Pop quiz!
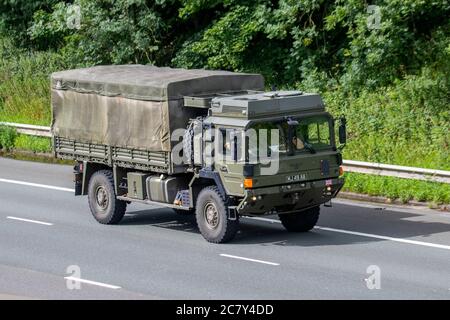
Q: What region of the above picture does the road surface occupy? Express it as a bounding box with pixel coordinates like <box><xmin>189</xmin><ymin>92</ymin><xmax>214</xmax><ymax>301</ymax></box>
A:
<box><xmin>0</xmin><ymin>157</ymin><xmax>449</xmax><ymax>299</ymax></box>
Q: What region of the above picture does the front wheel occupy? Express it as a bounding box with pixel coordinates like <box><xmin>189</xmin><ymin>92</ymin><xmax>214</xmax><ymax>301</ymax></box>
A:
<box><xmin>279</xmin><ymin>206</ymin><xmax>320</xmax><ymax>232</ymax></box>
<box><xmin>195</xmin><ymin>186</ymin><xmax>239</xmax><ymax>243</ymax></box>
<box><xmin>88</xmin><ymin>170</ymin><xmax>127</xmax><ymax>224</ymax></box>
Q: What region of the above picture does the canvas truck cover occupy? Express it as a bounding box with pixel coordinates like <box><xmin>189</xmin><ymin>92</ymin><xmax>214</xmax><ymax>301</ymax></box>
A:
<box><xmin>51</xmin><ymin>65</ymin><xmax>264</xmax><ymax>151</ymax></box>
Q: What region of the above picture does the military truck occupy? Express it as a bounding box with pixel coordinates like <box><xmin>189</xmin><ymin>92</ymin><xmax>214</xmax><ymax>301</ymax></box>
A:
<box><xmin>51</xmin><ymin>65</ymin><xmax>346</xmax><ymax>243</ymax></box>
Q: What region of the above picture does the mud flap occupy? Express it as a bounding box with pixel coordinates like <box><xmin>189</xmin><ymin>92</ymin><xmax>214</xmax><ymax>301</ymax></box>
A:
<box><xmin>73</xmin><ymin>163</ymin><xmax>83</xmax><ymax>196</ymax></box>
<box><xmin>323</xmin><ymin>200</ymin><xmax>333</xmax><ymax>207</ymax></box>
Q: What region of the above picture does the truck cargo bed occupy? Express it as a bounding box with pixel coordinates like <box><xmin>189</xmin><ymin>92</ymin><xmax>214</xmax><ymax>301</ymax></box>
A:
<box><xmin>54</xmin><ymin>136</ymin><xmax>172</xmax><ymax>173</ymax></box>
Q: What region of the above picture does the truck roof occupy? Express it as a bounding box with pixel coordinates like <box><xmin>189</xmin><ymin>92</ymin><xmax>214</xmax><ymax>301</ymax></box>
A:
<box><xmin>51</xmin><ymin>65</ymin><xmax>264</xmax><ymax>101</ymax></box>
<box><xmin>210</xmin><ymin>91</ymin><xmax>325</xmax><ymax>119</ymax></box>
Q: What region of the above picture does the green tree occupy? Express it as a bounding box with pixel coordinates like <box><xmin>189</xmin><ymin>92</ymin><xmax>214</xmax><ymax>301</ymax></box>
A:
<box><xmin>0</xmin><ymin>0</ymin><xmax>58</xmax><ymax>44</ymax></box>
<box><xmin>28</xmin><ymin>0</ymin><xmax>179</xmax><ymax>65</ymax></box>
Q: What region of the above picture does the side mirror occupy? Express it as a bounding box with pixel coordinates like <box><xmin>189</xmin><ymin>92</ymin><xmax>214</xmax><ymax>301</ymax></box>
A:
<box><xmin>338</xmin><ymin>117</ymin><xmax>347</xmax><ymax>145</ymax></box>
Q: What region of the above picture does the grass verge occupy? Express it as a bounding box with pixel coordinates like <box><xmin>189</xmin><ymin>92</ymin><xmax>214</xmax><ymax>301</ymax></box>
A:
<box><xmin>0</xmin><ymin>126</ymin><xmax>51</xmax><ymax>153</ymax></box>
<box><xmin>14</xmin><ymin>134</ymin><xmax>51</xmax><ymax>153</ymax></box>
<box><xmin>343</xmin><ymin>172</ymin><xmax>450</xmax><ymax>205</ymax></box>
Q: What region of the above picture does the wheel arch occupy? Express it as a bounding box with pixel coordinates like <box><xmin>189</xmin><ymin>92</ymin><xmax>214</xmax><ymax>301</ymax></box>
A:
<box><xmin>80</xmin><ymin>161</ymin><xmax>111</xmax><ymax>195</ymax></box>
<box><xmin>189</xmin><ymin>169</ymin><xmax>227</xmax><ymax>208</ymax></box>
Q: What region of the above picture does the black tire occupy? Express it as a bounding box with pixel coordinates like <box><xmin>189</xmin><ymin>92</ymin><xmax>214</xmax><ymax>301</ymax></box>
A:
<box><xmin>195</xmin><ymin>186</ymin><xmax>239</xmax><ymax>243</ymax></box>
<box><xmin>88</xmin><ymin>170</ymin><xmax>127</xmax><ymax>224</ymax></box>
<box><xmin>279</xmin><ymin>206</ymin><xmax>320</xmax><ymax>232</ymax></box>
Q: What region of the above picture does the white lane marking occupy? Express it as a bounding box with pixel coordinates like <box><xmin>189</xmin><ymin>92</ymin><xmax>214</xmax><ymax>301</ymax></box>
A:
<box><xmin>7</xmin><ymin>216</ymin><xmax>53</xmax><ymax>226</ymax></box>
<box><xmin>244</xmin><ymin>216</ymin><xmax>450</xmax><ymax>251</ymax></box>
<box><xmin>64</xmin><ymin>277</ymin><xmax>121</xmax><ymax>290</ymax></box>
<box><xmin>0</xmin><ymin>178</ymin><xmax>74</xmax><ymax>193</ymax></box>
<box><xmin>220</xmin><ymin>254</ymin><xmax>280</xmax><ymax>266</ymax></box>
<box><xmin>315</xmin><ymin>226</ymin><xmax>450</xmax><ymax>251</ymax></box>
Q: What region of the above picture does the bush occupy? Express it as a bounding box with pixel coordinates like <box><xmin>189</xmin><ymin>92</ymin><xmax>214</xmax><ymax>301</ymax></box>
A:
<box><xmin>0</xmin><ymin>36</ymin><xmax>69</xmax><ymax>125</ymax></box>
<box><xmin>0</xmin><ymin>125</ymin><xmax>17</xmax><ymax>151</ymax></box>
<box><xmin>322</xmin><ymin>62</ymin><xmax>450</xmax><ymax>170</ymax></box>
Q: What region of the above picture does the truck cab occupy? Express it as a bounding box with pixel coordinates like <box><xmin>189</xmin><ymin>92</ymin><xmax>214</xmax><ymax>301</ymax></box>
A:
<box><xmin>181</xmin><ymin>90</ymin><xmax>345</xmax><ymax>242</ymax></box>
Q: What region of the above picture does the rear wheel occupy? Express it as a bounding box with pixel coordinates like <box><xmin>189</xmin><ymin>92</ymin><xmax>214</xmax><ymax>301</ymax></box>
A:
<box><xmin>88</xmin><ymin>170</ymin><xmax>127</xmax><ymax>224</ymax></box>
<box><xmin>195</xmin><ymin>186</ymin><xmax>239</xmax><ymax>243</ymax></box>
<box><xmin>279</xmin><ymin>206</ymin><xmax>320</xmax><ymax>232</ymax></box>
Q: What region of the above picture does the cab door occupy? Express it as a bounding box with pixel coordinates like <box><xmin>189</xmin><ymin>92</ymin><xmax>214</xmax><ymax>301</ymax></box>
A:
<box><xmin>215</xmin><ymin>127</ymin><xmax>246</xmax><ymax>196</ymax></box>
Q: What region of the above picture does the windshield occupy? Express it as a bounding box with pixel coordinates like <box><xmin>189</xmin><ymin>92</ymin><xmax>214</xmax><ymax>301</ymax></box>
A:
<box><xmin>247</xmin><ymin>115</ymin><xmax>332</xmax><ymax>160</ymax></box>
<box><xmin>294</xmin><ymin>116</ymin><xmax>332</xmax><ymax>151</ymax></box>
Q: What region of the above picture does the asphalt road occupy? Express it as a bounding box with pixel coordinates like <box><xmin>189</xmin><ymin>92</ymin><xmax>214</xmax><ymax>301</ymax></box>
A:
<box><xmin>0</xmin><ymin>157</ymin><xmax>449</xmax><ymax>299</ymax></box>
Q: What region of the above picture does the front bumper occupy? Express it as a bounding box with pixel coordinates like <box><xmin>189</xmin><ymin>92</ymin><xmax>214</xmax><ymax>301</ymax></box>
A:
<box><xmin>236</xmin><ymin>177</ymin><xmax>344</xmax><ymax>215</ymax></box>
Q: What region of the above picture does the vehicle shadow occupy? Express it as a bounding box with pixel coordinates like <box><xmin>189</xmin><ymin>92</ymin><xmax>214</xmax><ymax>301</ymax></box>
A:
<box><xmin>121</xmin><ymin>204</ymin><xmax>450</xmax><ymax>247</ymax></box>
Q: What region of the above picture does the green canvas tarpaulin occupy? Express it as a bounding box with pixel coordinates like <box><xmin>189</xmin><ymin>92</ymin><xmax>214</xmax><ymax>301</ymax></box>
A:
<box><xmin>51</xmin><ymin>65</ymin><xmax>264</xmax><ymax>151</ymax></box>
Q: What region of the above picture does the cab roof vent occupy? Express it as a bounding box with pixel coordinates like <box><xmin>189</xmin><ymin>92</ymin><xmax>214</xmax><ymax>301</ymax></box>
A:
<box><xmin>263</xmin><ymin>90</ymin><xmax>303</xmax><ymax>98</ymax></box>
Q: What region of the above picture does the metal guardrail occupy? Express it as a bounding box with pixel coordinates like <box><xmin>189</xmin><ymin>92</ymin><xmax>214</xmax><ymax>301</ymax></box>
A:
<box><xmin>0</xmin><ymin>122</ymin><xmax>52</xmax><ymax>137</ymax></box>
<box><xmin>342</xmin><ymin>160</ymin><xmax>450</xmax><ymax>184</ymax></box>
<box><xmin>1</xmin><ymin>122</ymin><xmax>449</xmax><ymax>183</ymax></box>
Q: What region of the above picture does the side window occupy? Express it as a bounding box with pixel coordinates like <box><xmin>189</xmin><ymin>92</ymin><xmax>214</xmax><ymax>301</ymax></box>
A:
<box><xmin>248</xmin><ymin>122</ymin><xmax>288</xmax><ymax>159</ymax></box>
<box><xmin>219</xmin><ymin>128</ymin><xmax>243</xmax><ymax>162</ymax></box>
<box><xmin>312</xmin><ymin>121</ymin><xmax>330</xmax><ymax>146</ymax></box>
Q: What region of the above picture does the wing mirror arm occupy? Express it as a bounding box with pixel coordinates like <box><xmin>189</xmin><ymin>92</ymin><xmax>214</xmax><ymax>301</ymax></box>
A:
<box><xmin>338</xmin><ymin>116</ymin><xmax>347</xmax><ymax>150</ymax></box>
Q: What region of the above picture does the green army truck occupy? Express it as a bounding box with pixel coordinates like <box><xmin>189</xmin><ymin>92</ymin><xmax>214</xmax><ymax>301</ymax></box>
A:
<box><xmin>51</xmin><ymin>65</ymin><xmax>346</xmax><ymax>243</ymax></box>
